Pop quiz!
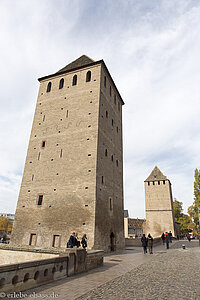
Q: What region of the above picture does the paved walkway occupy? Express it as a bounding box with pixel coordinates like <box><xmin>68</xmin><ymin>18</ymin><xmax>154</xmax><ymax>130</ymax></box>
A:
<box><xmin>24</xmin><ymin>240</ymin><xmax>199</xmax><ymax>300</ymax></box>
<box><xmin>77</xmin><ymin>243</ymin><xmax>200</xmax><ymax>300</ymax></box>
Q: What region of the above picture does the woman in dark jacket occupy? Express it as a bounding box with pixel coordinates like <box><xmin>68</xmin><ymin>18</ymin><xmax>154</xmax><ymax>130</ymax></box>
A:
<box><xmin>67</xmin><ymin>232</ymin><xmax>76</xmax><ymax>248</ymax></box>
<box><xmin>147</xmin><ymin>233</ymin><xmax>153</xmax><ymax>254</ymax></box>
<box><xmin>81</xmin><ymin>234</ymin><xmax>87</xmax><ymax>249</ymax></box>
<box><xmin>141</xmin><ymin>234</ymin><xmax>148</xmax><ymax>254</ymax></box>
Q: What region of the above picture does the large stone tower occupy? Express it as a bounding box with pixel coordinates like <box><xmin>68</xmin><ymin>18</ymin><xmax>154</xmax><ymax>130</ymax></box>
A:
<box><xmin>11</xmin><ymin>55</ymin><xmax>125</xmax><ymax>251</ymax></box>
<box><xmin>144</xmin><ymin>166</ymin><xmax>175</xmax><ymax>237</ymax></box>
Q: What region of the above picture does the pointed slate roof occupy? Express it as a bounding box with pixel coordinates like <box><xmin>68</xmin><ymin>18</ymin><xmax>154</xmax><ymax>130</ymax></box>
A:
<box><xmin>38</xmin><ymin>55</ymin><xmax>124</xmax><ymax>105</ymax></box>
<box><xmin>145</xmin><ymin>166</ymin><xmax>167</xmax><ymax>182</ymax></box>
<box><xmin>56</xmin><ymin>55</ymin><xmax>95</xmax><ymax>74</ymax></box>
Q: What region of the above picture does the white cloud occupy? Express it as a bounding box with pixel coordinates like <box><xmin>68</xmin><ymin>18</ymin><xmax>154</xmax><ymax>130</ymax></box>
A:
<box><xmin>0</xmin><ymin>0</ymin><xmax>200</xmax><ymax>218</ymax></box>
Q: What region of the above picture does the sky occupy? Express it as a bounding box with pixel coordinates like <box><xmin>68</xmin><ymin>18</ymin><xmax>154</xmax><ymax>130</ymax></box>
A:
<box><xmin>0</xmin><ymin>0</ymin><xmax>200</xmax><ymax>218</ymax></box>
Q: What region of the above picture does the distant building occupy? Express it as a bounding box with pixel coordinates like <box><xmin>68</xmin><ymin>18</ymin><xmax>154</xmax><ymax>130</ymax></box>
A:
<box><xmin>0</xmin><ymin>213</ymin><xmax>15</xmax><ymax>221</ymax></box>
<box><xmin>144</xmin><ymin>166</ymin><xmax>175</xmax><ymax>238</ymax></box>
<box><xmin>0</xmin><ymin>213</ymin><xmax>14</xmax><ymax>235</ymax></box>
<box><xmin>124</xmin><ymin>211</ymin><xmax>145</xmax><ymax>238</ymax></box>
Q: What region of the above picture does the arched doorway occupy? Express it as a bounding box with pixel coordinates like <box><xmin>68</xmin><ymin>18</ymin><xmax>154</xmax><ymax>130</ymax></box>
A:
<box><xmin>110</xmin><ymin>232</ymin><xmax>115</xmax><ymax>251</ymax></box>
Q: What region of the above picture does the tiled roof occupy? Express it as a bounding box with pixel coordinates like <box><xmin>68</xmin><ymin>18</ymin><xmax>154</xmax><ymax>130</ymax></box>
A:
<box><xmin>145</xmin><ymin>166</ymin><xmax>167</xmax><ymax>182</ymax></box>
<box><xmin>128</xmin><ymin>218</ymin><xmax>145</xmax><ymax>228</ymax></box>
<box><xmin>56</xmin><ymin>55</ymin><xmax>94</xmax><ymax>74</ymax></box>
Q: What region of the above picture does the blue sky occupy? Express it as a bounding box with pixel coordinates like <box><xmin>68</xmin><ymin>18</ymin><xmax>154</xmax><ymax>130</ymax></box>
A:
<box><xmin>0</xmin><ymin>0</ymin><xmax>200</xmax><ymax>217</ymax></box>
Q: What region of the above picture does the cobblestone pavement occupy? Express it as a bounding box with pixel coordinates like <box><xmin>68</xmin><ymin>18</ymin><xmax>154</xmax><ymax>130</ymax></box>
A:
<box><xmin>23</xmin><ymin>241</ymin><xmax>200</xmax><ymax>300</ymax></box>
<box><xmin>170</xmin><ymin>239</ymin><xmax>199</xmax><ymax>249</ymax></box>
<box><xmin>77</xmin><ymin>246</ymin><xmax>200</xmax><ymax>300</ymax></box>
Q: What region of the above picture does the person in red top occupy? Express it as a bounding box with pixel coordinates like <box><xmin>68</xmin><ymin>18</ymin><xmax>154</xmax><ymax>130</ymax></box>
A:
<box><xmin>186</xmin><ymin>233</ymin><xmax>191</xmax><ymax>242</ymax></box>
<box><xmin>165</xmin><ymin>232</ymin><xmax>170</xmax><ymax>249</ymax></box>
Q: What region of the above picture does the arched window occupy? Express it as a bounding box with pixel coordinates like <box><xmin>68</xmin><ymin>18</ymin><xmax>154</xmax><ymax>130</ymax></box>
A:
<box><xmin>46</xmin><ymin>82</ymin><xmax>51</xmax><ymax>92</ymax></box>
<box><xmin>59</xmin><ymin>78</ymin><xmax>64</xmax><ymax>89</ymax></box>
<box><xmin>86</xmin><ymin>71</ymin><xmax>91</xmax><ymax>82</ymax></box>
<box><xmin>72</xmin><ymin>75</ymin><xmax>77</xmax><ymax>86</ymax></box>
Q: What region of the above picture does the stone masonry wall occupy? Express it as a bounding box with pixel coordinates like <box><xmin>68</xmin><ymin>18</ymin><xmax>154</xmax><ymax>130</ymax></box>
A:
<box><xmin>145</xmin><ymin>180</ymin><xmax>175</xmax><ymax>237</ymax></box>
<box><xmin>94</xmin><ymin>65</ymin><xmax>124</xmax><ymax>251</ymax></box>
<box><xmin>11</xmin><ymin>64</ymin><xmax>101</xmax><ymax>249</ymax></box>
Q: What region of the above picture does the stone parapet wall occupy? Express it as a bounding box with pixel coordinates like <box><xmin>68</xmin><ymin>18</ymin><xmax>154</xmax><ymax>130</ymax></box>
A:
<box><xmin>86</xmin><ymin>250</ymin><xmax>104</xmax><ymax>270</ymax></box>
<box><xmin>0</xmin><ymin>248</ymin><xmax>104</xmax><ymax>293</ymax></box>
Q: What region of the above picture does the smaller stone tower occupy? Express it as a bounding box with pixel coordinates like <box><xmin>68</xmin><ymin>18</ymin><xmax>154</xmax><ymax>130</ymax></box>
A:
<box><xmin>144</xmin><ymin>166</ymin><xmax>175</xmax><ymax>237</ymax></box>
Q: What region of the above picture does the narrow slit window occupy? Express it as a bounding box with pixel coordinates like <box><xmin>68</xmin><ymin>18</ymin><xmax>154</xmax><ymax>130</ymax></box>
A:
<box><xmin>86</xmin><ymin>71</ymin><xmax>91</xmax><ymax>82</ymax></box>
<box><xmin>110</xmin><ymin>86</ymin><xmax>112</xmax><ymax>96</ymax></box>
<box><xmin>109</xmin><ymin>198</ymin><xmax>112</xmax><ymax>211</ymax></box>
<box><xmin>114</xmin><ymin>94</ymin><xmax>116</xmax><ymax>105</ymax></box>
<box><xmin>102</xmin><ymin>176</ymin><xmax>104</xmax><ymax>184</ymax></box>
<box><xmin>46</xmin><ymin>82</ymin><xmax>51</xmax><ymax>93</ymax></box>
<box><xmin>32</xmin><ymin>174</ymin><xmax>34</xmax><ymax>181</ymax></box>
<box><xmin>43</xmin><ymin>115</ymin><xmax>45</xmax><ymax>122</ymax></box>
<box><xmin>59</xmin><ymin>78</ymin><xmax>64</xmax><ymax>89</ymax></box>
<box><xmin>105</xmin><ymin>149</ymin><xmax>107</xmax><ymax>157</ymax></box>
<box><xmin>117</xmin><ymin>126</ymin><xmax>118</xmax><ymax>133</ymax></box>
<box><xmin>72</xmin><ymin>74</ymin><xmax>77</xmax><ymax>86</ymax></box>
<box><xmin>60</xmin><ymin>149</ymin><xmax>63</xmax><ymax>158</ymax></box>
<box><xmin>37</xmin><ymin>195</ymin><xmax>43</xmax><ymax>206</ymax></box>
<box><xmin>111</xmin><ymin>155</ymin><xmax>113</xmax><ymax>162</ymax></box>
<box><xmin>104</xmin><ymin>76</ymin><xmax>106</xmax><ymax>87</ymax></box>
<box><xmin>106</xmin><ymin>111</ymin><xmax>108</xmax><ymax>118</ymax></box>
<box><xmin>66</xmin><ymin>110</ymin><xmax>69</xmax><ymax>118</ymax></box>
<box><xmin>42</xmin><ymin>141</ymin><xmax>46</xmax><ymax>148</ymax></box>
<box><xmin>118</xmin><ymin>102</ymin><xmax>120</xmax><ymax>112</ymax></box>
<box><xmin>38</xmin><ymin>152</ymin><xmax>40</xmax><ymax>160</ymax></box>
<box><xmin>112</xmin><ymin>119</ymin><xmax>114</xmax><ymax>126</ymax></box>
<box><xmin>116</xmin><ymin>160</ymin><xmax>118</xmax><ymax>167</ymax></box>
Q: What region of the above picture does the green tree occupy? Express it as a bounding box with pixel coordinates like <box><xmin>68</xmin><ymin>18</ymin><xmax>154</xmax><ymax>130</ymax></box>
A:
<box><xmin>173</xmin><ymin>199</ymin><xmax>195</xmax><ymax>234</ymax></box>
<box><xmin>187</xmin><ymin>169</ymin><xmax>200</xmax><ymax>228</ymax></box>
<box><xmin>173</xmin><ymin>198</ymin><xmax>183</xmax><ymax>219</ymax></box>
<box><xmin>178</xmin><ymin>214</ymin><xmax>196</xmax><ymax>233</ymax></box>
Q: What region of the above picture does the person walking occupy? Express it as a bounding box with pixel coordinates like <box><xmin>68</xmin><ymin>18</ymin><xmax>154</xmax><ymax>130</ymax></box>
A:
<box><xmin>186</xmin><ymin>233</ymin><xmax>191</xmax><ymax>242</ymax></box>
<box><xmin>169</xmin><ymin>231</ymin><xmax>172</xmax><ymax>243</ymax></box>
<box><xmin>165</xmin><ymin>232</ymin><xmax>169</xmax><ymax>249</ymax></box>
<box><xmin>147</xmin><ymin>233</ymin><xmax>153</xmax><ymax>254</ymax></box>
<box><xmin>161</xmin><ymin>232</ymin><xmax>165</xmax><ymax>245</ymax></box>
<box><xmin>141</xmin><ymin>234</ymin><xmax>148</xmax><ymax>254</ymax></box>
<box><xmin>81</xmin><ymin>234</ymin><xmax>87</xmax><ymax>249</ymax></box>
